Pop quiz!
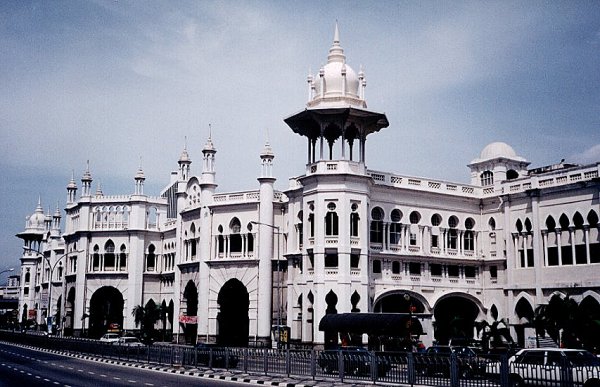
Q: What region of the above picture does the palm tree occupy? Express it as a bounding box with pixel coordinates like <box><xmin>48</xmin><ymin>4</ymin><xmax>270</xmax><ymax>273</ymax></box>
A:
<box><xmin>475</xmin><ymin>317</ymin><xmax>513</xmax><ymax>351</ymax></box>
<box><xmin>534</xmin><ymin>294</ymin><xmax>579</xmax><ymax>348</ymax></box>
<box><xmin>132</xmin><ymin>300</ymin><xmax>160</xmax><ymax>343</ymax></box>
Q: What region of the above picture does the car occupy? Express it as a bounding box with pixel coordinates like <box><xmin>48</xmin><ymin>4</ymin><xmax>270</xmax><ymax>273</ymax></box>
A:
<box><xmin>116</xmin><ymin>336</ymin><xmax>144</xmax><ymax>347</ymax></box>
<box><xmin>195</xmin><ymin>343</ymin><xmax>239</xmax><ymax>368</ymax></box>
<box><xmin>99</xmin><ymin>333</ymin><xmax>120</xmax><ymax>343</ymax></box>
<box><xmin>415</xmin><ymin>346</ymin><xmax>486</xmax><ymax>378</ymax></box>
<box><xmin>487</xmin><ymin>348</ymin><xmax>600</xmax><ymax>387</ymax></box>
<box><xmin>317</xmin><ymin>347</ymin><xmax>391</xmax><ymax>377</ymax></box>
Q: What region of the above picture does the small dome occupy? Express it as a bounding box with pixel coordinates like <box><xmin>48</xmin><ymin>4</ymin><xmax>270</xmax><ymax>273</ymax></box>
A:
<box><xmin>480</xmin><ymin>142</ymin><xmax>517</xmax><ymax>160</ymax></box>
<box><xmin>179</xmin><ymin>148</ymin><xmax>191</xmax><ymax>163</ymax></box>
<box><xmin>471</xmin><ymin>141</ymin><xmax>527</xmax><ymax>164</ymax></box>
<box><xmin>313</xmin><ymin>61</ymin><xmax>360</xmax><ymax>99</ymax></box>
<box><xmin>26</xmin><ymin>201</ymin><xmax>46</xmax><ymax>230</ymax></box>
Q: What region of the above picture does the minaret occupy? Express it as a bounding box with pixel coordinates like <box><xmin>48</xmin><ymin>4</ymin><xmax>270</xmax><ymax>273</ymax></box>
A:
<box><xmin>134</xmin><ymin>161</ymin><xmax>146</xmax><ymax>196</ymax></box>
<box><xmin>178</xmin><ymin>139</ymin><xmax>192</xmax><ymax>181</ymax></box>
<box><xmin>95</xmin><ymin>181</ymin><xmax>103</xmax><ymax>198</ymax></box>
<box><xmin>66</xmin><ymin>170</ymin><xmax>77</xmax><ymax>204</ymax></box>
<box><xmin>81</xmin><ymin>161</ymin><xmax>93</xmax><ymax>197</ymax></box>
<box><xmin>200</xmin><ymin>127</ymin><xmax>217</xmax><ymax>200</ymax></box>
<box><xmin>257</xmin><ymin>138</ymin><xmax>277</xmax><ymax>344</ymax></box>
<box><xmin>52</xmin><ymin>204</ymin><xmax>61</xmax><ymax>232</ymax></box>
<box><xmin>44</xmin><ymin>207</ymin><xmax>52</xmax><ymax>231</ymax></box>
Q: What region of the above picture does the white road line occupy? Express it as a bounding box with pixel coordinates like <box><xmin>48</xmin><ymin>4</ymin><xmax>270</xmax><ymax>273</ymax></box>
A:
<box><xmin>35</xmin><ymin>375</ymin><xmax>41</xmax><ymax>379</ymax></box>
<box><xmin>43</xmin><ymin>378</ymin><xmax>50</xmax><ymax>382</ymax></box>
<box><xmin>100</xmin><ymin>374</ymin><xmax>107</xmax><ymax>377</ymax></box>
<box><xmin>114</xmin><ymin>377</ymin><xmax>121</xmax><ymax>380</ymax></box>
<box><xmin>144</xmin><ymin>383</ymin><xmax>154</xmax><ymax>386</ymax></box>
<box><xmin>88</xmin><ymin>371</ymin><xmax>95</xmax><ymax>375</ymax></box>
<box><xmin>128</xmin><ymin>381</ymin><xmax>137</xmax><ymax>384</ymax></box>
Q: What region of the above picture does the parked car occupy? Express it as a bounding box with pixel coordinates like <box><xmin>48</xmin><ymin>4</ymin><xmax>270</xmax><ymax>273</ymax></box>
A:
<box><xmin>117</xmin><ymin>336</ymin><xmax>144</xmax><ymax>347</ymax></box>
<box><xmin>486</xmin><ymin>348</ymin><xmax>600</xmax><ymax>386</ymax></box>
<box><xmin>195</xmin><ymin>343</ymin><xmax>239</xmax><ymax>368</ymax></box>
<box><xmin>415</xmin><ymin>345</ymin><xmax>487</xmax><ymax>378</ymax></box>
<box><xmin>317</xmin><ymin>347</ymin><xmax>391</xmax><ymax>377</ymax></box>
<box><xmin>99</xmin><ymin>333</ymin><xmax>120</xmax><ymax>343</ymax></box>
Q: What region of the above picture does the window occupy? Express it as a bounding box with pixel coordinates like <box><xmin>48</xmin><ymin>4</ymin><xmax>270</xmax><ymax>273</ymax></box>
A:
<box><xmin>350</xmin><ymin>204</ymin><xmax>359</xmax><ymax>237</ymax></box>
<box><xmin>104</xmin><ymin>240</ymin><xmax>115</xmax><ymax>270</ymax></box>
<box><xmin>390</xmin><ymin>222</ymin><xmax>401</xmax><ymax>245</ymax></box>
<box><xmin>146</xmin><ymin>244</ymin><xmax>156</xmax><ymax>271</ymax></box>
<box><xmin>392</xmin><ymin>261</ymin><xmax>401</xmax><ymax>274</ymax></box>
<box><xmin>372</xmin><ymin>259</ymin><xmax>381</xmax><ymax>274</ymax></box>
<box><xmin>480</xmin><ymin>171</ymin><xmax>494</xmax><ymax>186</ymax></box>
<box><xmin>24</xmin><ymin>271</ymin><xmax>30</xmax><ymax>284</ymax></box>
<box><xmin>431</xmin><ymin>214</ymin><xmax>442</xmax><ymax>226</ymax></box>
<box><xmin>409</xmin><ymin>262</ymin><xmax>421</xmax><ymax>275</ymax></box>
<box><xmin>308</xmin><ymin>213</ymin><xmax>315</xmax><ymax>238</ymax></box>
<box><xmin>430</xmin><ymin>264</ymin><xmax>442</xmax><ymax>276</ymax></box>
<box><xmin>448</xmin><ymin>265</ymin><xmax>459</xmax><ymax>277</ymax></box>
<box><xmin>325</xmin><ymin>203</ymin><xmax>339</xmax><ymax>236</ymax></box>
<box><xmin>448</xmin><ymin>216</ymin><xmax>458</xmax><ymax>249</ymax></box>
<box><xmin>92</xmin><ymin>245</ymin><xmax>100</xmax><ymax>271</ymax></box>
<box><xmin>324</xmin><ymin>253</ymin><xmax>338</xmax><ymax>268</ymax></box>
<box><xmin>370</xmin><ymin>207</ymin><xmax>384</xmax><ymax>244</ymax></box>
<box><xmin>490</xmin><ymin>265</ymin><xmax>497</xmax><ymax>278</ymax></box>
<box><xmin>297</xmin><ymin>211</ymin><xmax>304</xmax><ymax>247</ymax></box>
<box><xmin>247</xmin><ymin>223</ymin><xmax>254</xmax><ymax>253</ymax></box>
<box><xmin>229</xmin><ymin>218</ymin><xmax>242</xmax><ymax>253</ymax></box>
<box><xmin>350</xmin><ymin>253</ymin><xmax>360</xmax><ymax>269</ymax></box>
<box><xmin>464</xmin><ymin>266</ymin><xmax>476</xmax><ymax>278</ymax></box>
<box><xmin>119</xmin><ymin>244</ymin><xmax>127</xmax><ymax>271</ymax></box>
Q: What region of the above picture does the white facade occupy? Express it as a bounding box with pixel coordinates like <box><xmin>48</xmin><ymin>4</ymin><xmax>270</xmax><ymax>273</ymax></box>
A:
<box><xmin>16</xmin><ymin>26</ymin><xmax>600</xmax><ymax>348</ymax></box>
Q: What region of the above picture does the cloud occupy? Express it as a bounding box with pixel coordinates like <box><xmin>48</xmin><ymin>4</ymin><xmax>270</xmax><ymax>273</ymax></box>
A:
<box><xmin>570</xmin><ymin>144</ymin><xmax>600</xmax><ymax>165</ymax></box>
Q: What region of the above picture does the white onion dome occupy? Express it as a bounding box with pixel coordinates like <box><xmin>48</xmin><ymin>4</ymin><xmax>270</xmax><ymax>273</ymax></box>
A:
<box><xmin>203</xmin><ymin>136</ymin><xmax>216</xmax><ymax>153</ymax></box>
<box><xmin>26</xmin><ymin>200</ymin><xmax>46</xmax><ymax>230</ymax></box>
<box><xmin>67</xmin><ymin>171</ymin><xmax>77</xmax><ymax>190</ymax></box>
<box><xmin>179</xmin><ymin>147</ymin><xmax>191</xmax><ymax>164</ymax></box>
<box><xmin>308</xmin><ymin>23</ymin><xmax>364</xmax><ymax>109</ymax></box>
<box><xmin>471</xmin><ymin>141</ymin><xmax>527</xmax><ymax>163</ymax></box>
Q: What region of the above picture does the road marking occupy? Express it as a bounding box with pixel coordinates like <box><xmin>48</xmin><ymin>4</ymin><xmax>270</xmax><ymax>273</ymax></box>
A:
<box><xmin>144</xmin><ymin>383</ymin><xmax>154</xmax><ymax>386</ymax></box>
<box><xmin>114</xmin><ymin>377</ymin><xmax>121</xmax><ymax>380</ymax></box>
<box><xmin>53</xmin><ymin>382</ymin><xmax>59</xmax><ymax>385</ymax></box>
<box><xmin>43</xmin><ymin>378</ymin><xmax>50</xmax><ymax>382</ymax></box>
<box><xmin>59</xmin><ymin>365</ymin><xmax>65</xmax><ymax>368</ymax></box>
<box><xmin>100</xmin><ymin>374</ymin><xmax>107</xmax><ymax>377</ymax></box>
<box><xmin>88</xmin><ymin>371</ymin><xmax>95</xmax><ymax>375</ymax></box>
<box><xmin>128</xmin><ymin>381</ymin><xmax>137</xmax><ymax>384</ymax></box>
<box><xmin>77</xmin><ymin>369</ymin><xmax>84</xmax><ymax>372</ymax></box>
<box><xmin>20</xmin><ymin>370</ymin><xmax>24</xmax><ymax>373</ymax></box>
<box><xmin>35</xmin><ymin>375</ymin><xmax>41</xmax><ymax>379</ymax></box>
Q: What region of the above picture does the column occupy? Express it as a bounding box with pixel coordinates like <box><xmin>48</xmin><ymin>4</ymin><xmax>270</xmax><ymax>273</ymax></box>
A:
<box><xmin>569</xmin><ymin>227</ymin><xmax>576</xmax><ymax>264</ymax></box>
<box><xmin>584</xmin><ymin>226</ymin><xmax>591</xmax><ymax>264</ymax></box>
<box><xmin>557</xmin><ymin>229</ymin><xmax>563</xmax><ymax>265</ymax></box>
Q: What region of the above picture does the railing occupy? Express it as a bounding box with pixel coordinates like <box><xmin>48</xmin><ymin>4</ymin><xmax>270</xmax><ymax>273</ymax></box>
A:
<box><xmin>7</xmin><ymin>332</ymin><xmax>598</xmax><ymax>387</ymax></box>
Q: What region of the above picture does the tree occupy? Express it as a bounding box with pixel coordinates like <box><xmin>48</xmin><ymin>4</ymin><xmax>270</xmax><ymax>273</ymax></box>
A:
<box><xmin>132</xmin><ymin>300</ymin><xmax>160</xmax><ymax>343</ymax></box>
<box><xmin>534</xmin><ymin>294</ymin><xmax>579</xmax><ymax>348</ymax></box>
<box><xmin>475</xmin><ymin>314</ymin><xmax>514</xmax><ymax>351</ymax></box>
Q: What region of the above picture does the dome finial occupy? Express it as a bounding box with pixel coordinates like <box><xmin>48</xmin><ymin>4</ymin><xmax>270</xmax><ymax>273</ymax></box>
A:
<box><xmin>327</xmin><ymin>22</ymin><xmax>345</xmax><ymax>64</ymax></box>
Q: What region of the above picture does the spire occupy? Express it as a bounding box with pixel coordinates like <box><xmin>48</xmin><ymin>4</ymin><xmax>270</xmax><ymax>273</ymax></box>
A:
<box><xmin>135</xmin><ymin>157</ymin><xmax>146</xmax><ymax>195</ymax></box>
<box><xmin>95</xmin><ymin>181</ymin><xmax>103</xmax><ymax>197</ymax></box>
<box><xmin>81</xmin><ymin>160</ymin><xmax>93</xmax><ymax>197</ymax></box>
<box><xmin>327</xmin><ymin>21</ymin><xmax>345</xmax><ymax>64</ymax></box>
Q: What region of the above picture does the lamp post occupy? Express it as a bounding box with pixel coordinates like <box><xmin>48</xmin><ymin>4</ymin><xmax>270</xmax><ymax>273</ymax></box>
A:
<box><xmin>404</xmin><ymin>293</ymin><xmax>413</xmax><ymax>350</ymax></box>
<box><xmin>0</xmin><ymin>268</ymin><xmax>15</xmax><ymax>278</ymax></box>
<box><xmin>250</xmin><ymin>220</ymin><xmax>282</xmax><ymax>348</ymax></box>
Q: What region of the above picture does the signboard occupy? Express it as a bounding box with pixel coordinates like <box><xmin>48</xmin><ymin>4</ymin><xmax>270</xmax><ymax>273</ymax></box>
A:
<box><xmin>28</xmin><ymin>309</ymin><xmax>36</xmax><ymax>319</ymax></box>
<box><xmin>179</xmin><ymin>315</ymin><xmax>197</xmax><ymax>324</ymax></box>
<box><xmin>40</xmin><ymin>293</ymin><xmax>48</xmax><ymax>309</ymax></box>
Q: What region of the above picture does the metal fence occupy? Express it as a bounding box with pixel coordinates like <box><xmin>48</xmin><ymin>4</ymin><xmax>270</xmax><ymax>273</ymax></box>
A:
<box><xmin>1</xmin><ymin>332</ymin><xmax>594</xmax><ymax>387</ymax></box>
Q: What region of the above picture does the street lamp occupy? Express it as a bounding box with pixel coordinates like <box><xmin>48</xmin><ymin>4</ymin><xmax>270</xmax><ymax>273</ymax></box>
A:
<box><xmin>0</xmin><ymin>268</ymin><xmax>15</xmax><ymax>277</ymax></box>
<box><xmin>404</xmin><ymin>293</ymin><xmax>413</xmax><ymax>350</ymax></box>
<box><xmin>250</xmin><ymin>220</ymin><xmax>283</xmax><ymax>348</ymax></box>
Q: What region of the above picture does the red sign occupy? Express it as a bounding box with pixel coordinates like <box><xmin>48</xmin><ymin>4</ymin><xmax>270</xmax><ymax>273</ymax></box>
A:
<box><xmin>179</xmin><ymin>315</ymin><xmax>197</xmax><ymax>324</ymax></box>
<box><xmin>28</xmin><ymin>309</ymin><xmax>36</xmax><ymax>319</ymax></box>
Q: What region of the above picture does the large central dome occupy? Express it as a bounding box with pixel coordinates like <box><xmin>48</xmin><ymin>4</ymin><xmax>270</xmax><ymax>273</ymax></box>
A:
<box><xmin>307</xmin><ymin>23</ymin><xmax>365</xmax><ymax>109</ymax></box>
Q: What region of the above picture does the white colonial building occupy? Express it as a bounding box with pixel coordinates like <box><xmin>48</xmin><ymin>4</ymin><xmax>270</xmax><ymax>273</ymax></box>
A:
<box><xmin>16</xmin><ymin>25</ymin><xmax>600</xmax><ymax>349</ymax></box>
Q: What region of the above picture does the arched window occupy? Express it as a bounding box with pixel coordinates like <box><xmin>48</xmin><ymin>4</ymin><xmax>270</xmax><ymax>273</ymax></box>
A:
<box><xmin>190</xmin><ymin>223</ymin><xmax>197</xmax><ymax>258</ymax></box>
<box><xmin>104</xmin><ymin>240</ymin><xmax>115</xmax><ymax>270</ymax></box>
<box><xmin>297</xmin><ymin>211</ymin><xmax>304</xmax><ymax>246</ymax></box>
<box><xmin>506</xmin><ymin>170</ymin><xmax>519</xmax><ymax>180</ymax></box>
<box><xmin>350</xmin><ymin>204</ymin><xmax>359</xmax><ymax>238</ymax></box>
<box><xmin>464</xmin><ymin>218</ymin><xmax>475</xmax><ymax>251</ymax></box>
<box><xmin>119</xmin><ymin>244</ymin><xmax>127</xmax><ymax>271</ymax></box>
<box><xmin>546</xmin><ymin>216</ymin><xmax>556</xmax><ymax>231</ymax></box>
<box><xmin>448</xmin><ymin>216</ymin><xmax>458</xmax><ymax>250</ymax></box>
<box><xmin>370</xmin><ymin>207</ymin><xmax>384</xmax><ymax>244</ymax></box>
<box><xmin>247</xmin><ymin>222</ymin><xmax>254</xmax><ymax>253</ymax></box>
<box><xmin>217</xmin><ymin>225</ymin><xmax>224</xmax><ymax>255</ymax></box>
<box><xmin>24</xmin><ymin>271</ymin><xmax>30</xmax><ymax>284</ymax></box>
<box><xmin>372</xmin><ymin>259</ymin><xmax>381</xmax><ymax>274</ymax></box>
<box><xmin>390</xmin><ymin>209</ymin><xmax>402</xmax><ymax>245</ymax></box>
<box><xmin>480</xmin><ymin>170</ymin><xmax>494</xmax><ymax>186</ymax></box>
<box><xmin>325</xmin><ymin>202</ymin><xmax>338</xmax><ymax>236</ymax></box>
<box><xmin>488</xmin><ymin>217</ymin><xmax>496</xmax><ymax>231</ymax></box>
<box><xmin>559</xmin><ymin>214</ymin><xmax>570</xmax><ymax>230</ymax></box>
<box><xmin>92</xmin><ymin>245</ymin><xmax>100</xmax><ymax>271</ymax></box>
<box><xmin>229</xmin><ymin>218</ymin><xmax>242</xmax><ymax>253</ymax></box>
<box><xmin>146</xmin><ymin>244</ymin><xmax>156</xmax><ymax>271</ymax></box>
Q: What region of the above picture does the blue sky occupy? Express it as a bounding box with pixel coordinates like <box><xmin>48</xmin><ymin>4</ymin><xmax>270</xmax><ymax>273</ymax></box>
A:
<box><xmin>1</xmin><ymin>1</ymin><xmax>599</xmax><ymax>277</ymax></box>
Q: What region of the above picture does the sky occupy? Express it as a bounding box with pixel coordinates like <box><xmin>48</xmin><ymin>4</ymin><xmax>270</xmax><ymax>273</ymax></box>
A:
<box><xmin>1</xmin><ymin>1</ymin><xmax>599</xmax><ymax>279</ymax></box>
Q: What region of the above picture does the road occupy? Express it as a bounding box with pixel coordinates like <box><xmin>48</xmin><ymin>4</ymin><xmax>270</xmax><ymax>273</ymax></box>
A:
<box><xmin>0</xmin><ymin>342</ymin><xmax>240</xmax><ymax>387</ymax></box>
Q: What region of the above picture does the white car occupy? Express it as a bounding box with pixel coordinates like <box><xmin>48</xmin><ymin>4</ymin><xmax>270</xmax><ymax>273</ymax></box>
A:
<box><xmin>488</xmin><ymin>348</ymin><xmax>600</xmax><ymax>387</ymax></box>
<box><xmin>99</xmin><ymin>333</ymin><xmax>120</xmax><ymax>343</ymax></box>
<box><xmin>117</xmin><ymin>336</ymin><xmax>144</xmax><ymax>347</ymax></box>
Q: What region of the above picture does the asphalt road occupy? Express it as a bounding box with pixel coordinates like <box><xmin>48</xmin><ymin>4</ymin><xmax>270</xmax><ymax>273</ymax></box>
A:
<box><xmin>0</xmin><ymin>342</ymin><xmax>240</xmax><ymax>387</ymax></box>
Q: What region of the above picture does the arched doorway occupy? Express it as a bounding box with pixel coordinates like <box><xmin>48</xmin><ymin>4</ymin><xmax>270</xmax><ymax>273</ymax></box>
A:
<box><xmin>323</xmin><ymin>290</ymin><xmax>338</xmax><ymax>349</ymax></box>
<box><xmin>515</xmin><ymin>298</ymin><xmax>535</xmax><ymax>347</ymax></box>
<box><xmin>64</xmin><ymin>288</ymin><xmax>75</xmax><ymax>336</ymax></box>
<box><xmin>434</xmin><ymin>295</ymin><xmax>480</xmax><ymax>345</ymax></box>
<box><xmin>577</xmin><ymin>295</ymin><xmax>600</xmax><ymax>351</ymax></box>
<box><xmin>217</xmin><ymin>279</ymin><xmax>249</xmax><ymax>347</ymax></box>
<box><xmin>373</xmin><ymin>292</ymin><xmax>427</xmax><ymax>350</ymax></box>
<box><xmin>89</xmin><ymin>286</ymin><xmax>124</xmax><ymax>339</ymax></box>
<box><xmin>182</xmin><ymin>281</ymin><xmax>198</xmax><ymax>345</ymax></box>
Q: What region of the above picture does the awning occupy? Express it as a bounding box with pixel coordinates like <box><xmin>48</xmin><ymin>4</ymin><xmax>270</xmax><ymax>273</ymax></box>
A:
<box><xmin>318</xmin><ymin>313</ymin><xmax>428</xmax><ymax>335</ymax></box>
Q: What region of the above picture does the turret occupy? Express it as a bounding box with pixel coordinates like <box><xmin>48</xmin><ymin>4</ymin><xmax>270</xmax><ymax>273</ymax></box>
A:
<box><xmin>81</xmin><ymin>161</ymin><xmax>93</xmax><ymax>197</ymax></box>
<box><xmin>178</xmin><ymin>140</ymin><xmax>192</xmax><ymax>181</ymax></box>
<box><xmin>200</xmin><ymin>128</ymin><xmax>217</xmax><ymax>199</ymax></box>
<box><xmin>134</xmin><ymin>162</ymin><xmax>146</xmax><ymax>196</ymax></box>
<box><xmin>66</xmin><ymin>170</ymin><xmax>77</xmax><ymax>204</ymax></box>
